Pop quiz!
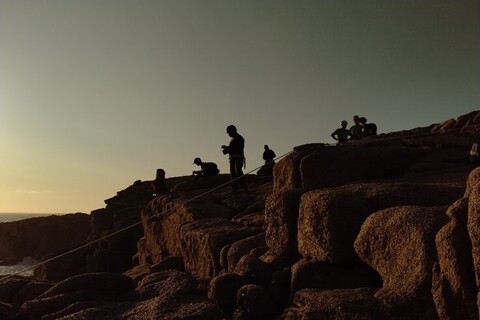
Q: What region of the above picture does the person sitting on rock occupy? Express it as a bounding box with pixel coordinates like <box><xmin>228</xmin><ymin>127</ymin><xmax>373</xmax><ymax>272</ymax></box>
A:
<box><xmin>331</xmin><ymin>120</ymin><xmax>351</xmax><ymax>144</ymax></box>
<box><xmin>469</xmin><ymin>141</ymin><xmax>479</xmax><ymax>164</ymax></box>
<box><xmin>193</xmin><ymin>157</ymin><xmax>220</xmax><ymax>179</ymax></box>
<box><xmin>257</xmin><ymin>145</ymin><xmax>276</xmax><ymax>176</ymax></box>
<box><xmin>152</xmin><ymin>168</ymin><xmax>169</xmax><ymax>197</ymax></box>
<box><xmin>359</xmin><ymin>117</ymin><xmax>378</xmax><ymax>137</ymax></box>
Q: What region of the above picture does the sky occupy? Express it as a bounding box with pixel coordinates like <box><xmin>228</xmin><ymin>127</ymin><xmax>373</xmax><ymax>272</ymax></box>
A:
<box><xmin>0</xmin><ymin>0</ymin><xmax>479</xmax><ymax>214</ymax></box>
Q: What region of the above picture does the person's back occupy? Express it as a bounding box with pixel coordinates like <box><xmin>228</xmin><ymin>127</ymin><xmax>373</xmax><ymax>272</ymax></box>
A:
<box><xmin>363</xmin><ymin>123</ymin><xmax>377</xmax><ymax>136</ymax></box>
<box><xmin>152</xmin><ymin>168</ymin><xmax>169</xmax><ymax>196</ymax></box>
<box><xmin>262</xmin><ymin>145</ymin><xmax>276</xmax><ymax>164</ymax></box>
<box><xmin>350</xmin><ymin>115</ymin><xmax>363</xmax><ymax>140</ymax></box>
<box><xmin>201</xmin><ymin>162</ymin><xmax>220</xmax><ymax>176</ymax></box>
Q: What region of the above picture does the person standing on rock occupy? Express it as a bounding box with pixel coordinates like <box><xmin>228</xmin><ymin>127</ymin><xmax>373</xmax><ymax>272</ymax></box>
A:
<box><xmin>350</xmin><ymin>115</ymin><xmax>363</xmax><ymax>140</ymax></box>
<box><xmin>331</xmin><ymin>120</ymin><xmax>351</xmax><ymax>144</ymax></box>
<box><xmin>221</xmin><ymin>125</ymin><xmax>248</xmax><ymax>192</ymax></box>
<box><xmin>152</xmin><ymin>168</ymin><xmax>169</xmax><ymax>197</ymax></box>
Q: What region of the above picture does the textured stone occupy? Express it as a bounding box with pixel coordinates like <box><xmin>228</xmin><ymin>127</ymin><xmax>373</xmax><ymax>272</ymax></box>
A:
<box><xmin>180</xmin><ymin>218</ymin><xmax>261</xmax><ymax>279</ymax></box>
<box><xmin>298</xmin><ymin>182</ymin><xmax>462</xmax><ymax>263</ymax></box>
<box><xmin>355</xmin><ymin>206</ymin><xmax>449</xmax><ymax>318</ymax></box>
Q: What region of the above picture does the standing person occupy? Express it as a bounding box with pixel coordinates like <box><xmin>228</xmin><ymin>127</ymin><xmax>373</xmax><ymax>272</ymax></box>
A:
<box><xmin>192</xmin><ymin>157</ymin><xmax>220</xmax><ymax>179</ymax></box>
<box><xmin>331</xmin><ymin>120</ymin><xmax>351</xmax><ymax>144</ymax></box>
<box><xmin>257</xmin><ymin>145</ymin><xmax>276</xmax><ymax>176</ymax></box>
<box><xmin>350</xmin><ymin>115</ymin><xmax>363</xmax><ymax>140</ymax></box>
<box><xmin>152</xmin><ymin>168</ymin><xmax>169</xmax><ymax>197</ymax></box>
<box><xmin>221</xmin><ymin>125</ymin><xmax>248</xmax><ymax>192</ymax></box>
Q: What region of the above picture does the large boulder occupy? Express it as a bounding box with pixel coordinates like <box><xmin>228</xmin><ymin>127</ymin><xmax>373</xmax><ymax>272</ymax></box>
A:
<box><xmin>264</xmin><ymin>189</ymin><xmax>305</xmax><ymax>257</ymax></box>
<box><xmin>298</xmin><ymin>182</ymin><xmax>462</xmax><ymax>263</ymax></box>
<box><xmin>140</xmin><ymin>193</ymin><xmax>237</xmax><ymax>264</ymax></box>
<box><xmin>354</xmin><ymin>206</ymin><xmax>449</xmax><ymax>319</ymax></box>
<box><xmin>290</xmin><ymin>259</ymin><xmax>381</xmax><ymax>293</ymax></box>
<box><xmin>179</xmin><ymin>218</ymin><xmax>261</xmax><ymax>279</ymax></box>
<box><xmin>432</xmin><ymin>198</ymin><xmax>478</xmax><ymax>320</ymax></box>
<box><xmin>274</xmin><ymin>144</ymin><xmax>426</xmax><ymax>193</ymax></box>
<box><xmin>225</xmin><ymin>233</ymin><xmax>266</xmax><ymax>272</ymax></box>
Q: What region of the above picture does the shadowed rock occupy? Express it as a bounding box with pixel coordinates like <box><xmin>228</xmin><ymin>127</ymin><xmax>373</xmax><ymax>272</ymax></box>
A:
<box><xmin>265</xmin><ymin>189</ymin><xmax>305</xmax><ymax>257</ymax></box>
<box><xmin>355</xmin><ymin>206</ymin><xmax>449</xmax><ymax>318</ymax></box>
<box><xmin>180</xmin><ymin>218</ymin><xmax>261</xmax><ymax>279</ymax></box>
<box><xmin>432</xmin><ymin>198</ymin><xmax>478</xmax><ymax>320</ymax></box>
<box><xmin>233</xmin><ymin>284</ymin><xmax>280</xmax><ymax>320</ymax></box>
<box><xmin>0</xmin><ymin>213</ymin><xmax>89</xmax><ymax>265</ymax></box>
<box><xmin>208</xmin><ymin>273</ymin><xmax>250</xmax><ymax>316</ymax></box>
<box><xmin>284</xmin><ymin>288</ymin><xmax>392</xmax><ymax>319</ymax></box>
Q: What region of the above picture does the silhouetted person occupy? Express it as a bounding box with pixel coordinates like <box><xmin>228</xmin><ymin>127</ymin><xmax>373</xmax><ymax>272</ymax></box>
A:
<box><xmin>331</xmin><ymin>120</ymin><xmax>351</xmax><ymax>144</ymax></box>
<box><xmin>350</xmin><ymin>115</ymin><xmax>363</xmax><ymax>140</ymax></box>
<box><xmin>257</xmin><ymin>145</ymin><xmax>276</xmax><ymax>176</ymax></box>
<box><xmin>359</xmin><ymin>117</ymin><xmax>377</xmax><ymax>137</ymax></box>
<box><xmin>221</xmin><ymin>125</ymin><xmax>248</xmax><ymax>192</ymax></box>
<box><xmin>152</xmin><ymin>168</ymin><xmax>169</xmax><ymax>196</ymax></box>
<box><xmin>192</xmin><ymin>157</ymin><xmax>220</xmax><ymax>179</ymax></box>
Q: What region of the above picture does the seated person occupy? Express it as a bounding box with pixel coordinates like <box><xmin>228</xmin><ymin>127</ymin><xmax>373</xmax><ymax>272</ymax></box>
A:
<box><xmin>152</xmin><ymin>168</ymin><xmax>169</xmax><ymax>196</ymax></box>
<box><xmin>193</xmin><ymin>157</ymin><xmax>220</xmax><ymax>178</ymax></box>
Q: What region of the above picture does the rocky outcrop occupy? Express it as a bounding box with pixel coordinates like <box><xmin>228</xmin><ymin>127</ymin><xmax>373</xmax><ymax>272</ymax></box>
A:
<box><xmin>2</xmin><ymin>111</ymin><xmax>479</xmax><ymax>319</ymax></box>
<box><xmin>0</xmin><ymin>213</ymin><xmax>89</xmax><ymax>265</ymax></box>
<box><xmin>298</xmin><ymin>182</ymin><xmax>463</xmax><ymax>263</ymax></box>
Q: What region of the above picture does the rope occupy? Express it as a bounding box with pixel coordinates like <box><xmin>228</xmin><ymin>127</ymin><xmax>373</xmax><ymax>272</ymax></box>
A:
<box><xmin>2</xmin><ymin>149</ymin><xmax>295</xmax><ymax>280</ymax></box>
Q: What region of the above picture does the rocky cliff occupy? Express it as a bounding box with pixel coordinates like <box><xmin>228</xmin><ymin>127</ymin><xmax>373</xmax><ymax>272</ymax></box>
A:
<box><xmin>0</xmin><ymin>213</ymin><xmax>90</xmax><ymax>265</ymax></box>
<box><xmin>1</xmin><ymin>110</ymin><xmax>479</xmax><ymax>320</ymax></box>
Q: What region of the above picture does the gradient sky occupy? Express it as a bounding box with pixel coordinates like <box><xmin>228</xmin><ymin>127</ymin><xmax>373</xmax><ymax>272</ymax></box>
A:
<box><xmin>1</xmin><ymin>0</ymin><xmax>479</xmax><ymax>214</ymax></box>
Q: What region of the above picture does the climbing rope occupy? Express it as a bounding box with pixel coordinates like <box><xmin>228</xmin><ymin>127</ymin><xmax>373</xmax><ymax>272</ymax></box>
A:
<box><xmin>2</xmin><ymin>149</ymin><xmax>295</xmax><ymax>280</ymax></box>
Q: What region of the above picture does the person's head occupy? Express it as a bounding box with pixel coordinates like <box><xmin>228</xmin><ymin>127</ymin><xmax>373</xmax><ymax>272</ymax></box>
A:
<box><xmin>353</xmin><ymin>115</ymin><xmax>360</xmax><ymax>124</ymax></box>
<box><xmin>156</xmin><ymin>168</ymin><xmax>165</xmax><ymax>178</ymax></box>
<box><xmin>264</xmin><ymin>145</ymin><xmax>269</xmax><ymax>150</ymax></box>
<box><xmin>193</xmin><ymin>157</ymin><xmax>202</xmax><ymax>165</ymax></box>
<box><xmin>226</xmin><ymin>125</ymin><xmax>237</xmax><ymax>137</ymax></box>
<box><xmin>340</xmin><ymin>120</ymin><xmax>348</xmax><ymax>128</ymax></box>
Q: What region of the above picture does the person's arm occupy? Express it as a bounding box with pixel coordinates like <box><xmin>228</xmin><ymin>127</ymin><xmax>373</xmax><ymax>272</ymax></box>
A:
<box><xmin>331</xmin><ymin>130</ymin><xmax>338</xmax><ymax>140</ymax></box>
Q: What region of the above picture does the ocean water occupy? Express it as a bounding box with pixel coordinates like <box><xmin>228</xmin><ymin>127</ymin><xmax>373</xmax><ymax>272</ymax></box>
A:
<box><xmin>0</xmin><ymin>213</ymin><xmax>52</xmax><ymax>277</ymax></box>
<box><xmin>0</xmin><ymin>257</ymin><xmax>38</xmax><ymax>277</ymax></box>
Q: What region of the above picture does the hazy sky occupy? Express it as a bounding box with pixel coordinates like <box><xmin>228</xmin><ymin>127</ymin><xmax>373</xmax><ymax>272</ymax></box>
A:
<box><xmin>1</xmin><ymin>0</ymin><xmax>479</xmax><ymax>214</ymax></box>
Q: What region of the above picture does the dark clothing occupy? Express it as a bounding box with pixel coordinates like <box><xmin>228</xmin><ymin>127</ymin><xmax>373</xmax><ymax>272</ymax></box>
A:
<box><xmin>224</xmin><ymin>133</ymin><xmax>247</xmax><ymax>191</ymax></box>
<box><xmin>196</xmin><ymin>162</ymin><xmax>220</xmax><ymax>177</ymax></box>
<box><xmin>227</xmin><ymin>134</ymin><xmax>245</xmax><ymax>158</ymax></box>
<box><xmin>350</xmin><ymin>124</ymin><xmax>363</xmax><ymax>140</ymax></box>
<box><xmin>263</xmin><ymin>149</ymin><xmax>276</xmax><ymax>164</ymax></box>
<box><xmin>363</xmin><ymin>123</ymin><xmax>377</xmax><ymax>136</ymax></box>
<box><xmin>230</xmin><ymin>157</ymin><xmax>247</xmax><ymax>191</ymax></box>
<box><xmin>152</xmin><ymin>178</ymin><xmax>169</xmax><ymax>196</ymax></box>
<box><xmin>331</xmin><ymin>128</ymin><xmax>351</xmax><ymax>143</ymax></box>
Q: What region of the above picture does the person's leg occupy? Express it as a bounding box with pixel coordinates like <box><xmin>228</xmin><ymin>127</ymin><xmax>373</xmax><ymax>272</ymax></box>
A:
<box><xmin>234</xmin><ymin>159</ymin><xmax>247</xmax><ymax>191</ymax></box>
<box><xmin>230</xmin><ymin>160</ymin><xmax>239</xmax><ymax>191</ymax></box>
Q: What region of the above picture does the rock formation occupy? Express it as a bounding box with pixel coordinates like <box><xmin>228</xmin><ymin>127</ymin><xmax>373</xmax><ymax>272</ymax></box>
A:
<box><xmin>1</xmin><ymin>110</ymin><xmax>479</xmax><ymax>319</ymax></box>
<box><xmin>0</xmin><ymin>213</ymin><xmax>89</xmax><ymax>266</ymax></box>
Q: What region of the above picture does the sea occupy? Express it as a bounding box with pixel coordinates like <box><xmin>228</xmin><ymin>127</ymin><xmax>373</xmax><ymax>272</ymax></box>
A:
<box><xmin>0</xmin><ymin>213</ymin><xmax>54</xmax><ymax>277</ymax></box>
